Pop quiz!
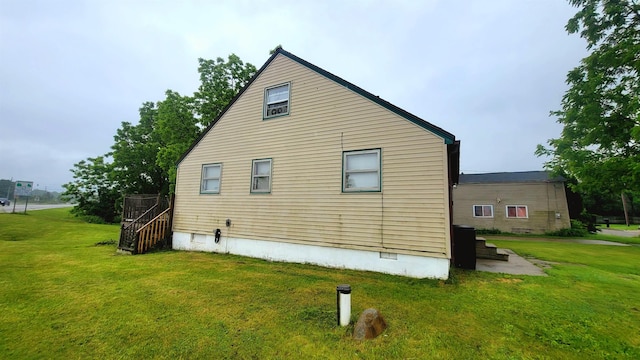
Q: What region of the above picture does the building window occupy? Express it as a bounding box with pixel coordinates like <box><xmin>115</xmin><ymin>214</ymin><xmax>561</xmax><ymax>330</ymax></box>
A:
<box><xmin>264</xmin><ymin>83</ymin><xmax>290</xmax><ymax>119</ymax></box>
<box><xmin>201</xmin><ymin>164</ymin><xmax>221</xmax><ymax>194</ymax></box>
<box><xmin>343</xmin><ymin>149</ymin><xmax>381</xmax><ymax>192</ymax></box>
<box><xmin>473</xmin><ymin>205</ymin><xmax>493</xmax><ymax>218</ymax></box>
<box><xmin>251</xmin><ymin>159</ymin><xmax>272</xmax><ymax>193</ymax></box>
<box><xmin>506</xmin><ymin>205</ymin><xmax>528</xmax><ymax>218</ymax></box>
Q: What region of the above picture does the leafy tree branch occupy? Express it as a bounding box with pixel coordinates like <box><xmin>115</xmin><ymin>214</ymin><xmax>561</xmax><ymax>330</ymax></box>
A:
<box><xmin>538</xmin><ymin>0</ymin><xmax>639</xmax><ymax>201</ymax></box>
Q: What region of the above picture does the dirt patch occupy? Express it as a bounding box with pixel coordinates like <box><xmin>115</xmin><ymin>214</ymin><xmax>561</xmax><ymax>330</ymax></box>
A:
<box><xmin>496</xmin><ymin>278</ymin><xmax>523</xmax><ymax>284</ymax></box>
<box><xmin>526</xmin><ymin>258</ymin><xmax>558</xmax><ymax>269</ymax></box>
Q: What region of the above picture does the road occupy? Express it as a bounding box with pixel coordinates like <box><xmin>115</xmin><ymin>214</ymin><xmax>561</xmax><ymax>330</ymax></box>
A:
<box><xmin>1</xmin><ymin>203</ymin><xmax>74</xmax><ymax>213</ymax></box>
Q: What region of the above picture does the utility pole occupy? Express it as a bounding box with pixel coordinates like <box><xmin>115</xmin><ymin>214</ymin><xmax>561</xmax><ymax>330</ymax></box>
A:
<box><xmin>621</xmin><ymin>192</ymin><xmax>630</xmax><ymax>227</ymax></box>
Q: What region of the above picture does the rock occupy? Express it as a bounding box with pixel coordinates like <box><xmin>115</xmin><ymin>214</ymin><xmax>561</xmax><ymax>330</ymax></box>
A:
<box><xmin>353</xmin><ymin>308</ymin><xmax>387</xmax><ymax>340</ymax></box>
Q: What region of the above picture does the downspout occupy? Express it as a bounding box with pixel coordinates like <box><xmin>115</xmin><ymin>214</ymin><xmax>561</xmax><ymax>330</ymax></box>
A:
<box><xmin>381</xmin><ymin>191</ymin><xmax>384</xmax><ymax>249</ymax></box>
<box><xmin>447</xmin><ymin>140</ymin><xmax>461</xmax><ymax>263</ymax></box>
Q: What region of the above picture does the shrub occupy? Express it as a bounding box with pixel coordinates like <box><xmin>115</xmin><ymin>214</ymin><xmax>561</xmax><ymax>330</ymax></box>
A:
<box><xmin>78</xmin><ymin>215</ymin><xmax>109</xmax><ymax>224</ymax></box>
<box><xmin>546</xmin><ymin>219</ymin><xmax>588</xmax><ymax>237</ymax></box>
<box><xmin>475</xmin><ymin>228</ymin><xmax>502</xmax><ymax>235</ymax></box>
<box><xmin>578</xmin><ymin>210</ymin><xmax>598</xmax><ymax>233</ymax></box>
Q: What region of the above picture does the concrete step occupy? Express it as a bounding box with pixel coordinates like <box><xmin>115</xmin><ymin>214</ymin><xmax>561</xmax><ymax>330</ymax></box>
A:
<box><xmin>476</xmin><ymin>242</ymin><xmax>498</xmax><ymax>254</ymax></box>
<box><xmin>477</xmin><ymin>248</ymin><xmax>510</xmax><ymax>261</ymax></box>
<box><xmin>476</xmin><ymin>241</ymin><xmax>492</xmax><ymax>251</ymax></box>
<box><xmin>477</xmin><ymin>252</ymin><xmax>509</xmax><ymax>261</ymax></box>
<box><xmin>475</xmin><ymin>237</ymin><xmax>487</xmax><ymax>248</ymax></box>
<box><xmin>476</xmin><ymin>241</ymin><xmax>510</xmax><ymax>261</ymax></box>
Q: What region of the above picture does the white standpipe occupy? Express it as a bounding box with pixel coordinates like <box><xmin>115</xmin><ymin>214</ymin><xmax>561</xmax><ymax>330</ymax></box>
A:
<box><xmin>336</xmin><ymin>284</ymin><xmax>351</xmax><ymax>326</ymax></box>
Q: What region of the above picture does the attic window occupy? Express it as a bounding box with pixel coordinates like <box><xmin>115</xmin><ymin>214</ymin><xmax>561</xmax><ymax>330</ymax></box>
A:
<box><xmin>264</xmin><ymin>83</ymin><xmax>290</xmax><ymax>119</ymax></box>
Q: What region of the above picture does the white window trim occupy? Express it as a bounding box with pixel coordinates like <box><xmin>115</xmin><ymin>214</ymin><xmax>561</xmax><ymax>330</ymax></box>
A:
<box><xmin>251</xmin><ymin>158</ymin><xmax>272</xmax><ymax>194</ymax></box>
<box><xmin>263</xmin><ymin>83</ymin><xmax>290</xmax><ymax>119</ymax></box>
<box><xmin>506</xmin><ymin>205</ymin><xmax>529</xmax><ymax>219</ymax></box>
<box><xmin>201</xmin><ymin>163</ymin><xmax>222</xmax><ymax>194</ymax></box>
<box><xmin>343</xmin><ymin>149</ymin><xmax>381</xmax><ymax>192</ymax></box>
<box><xmin>473</xmin><ymin>205</ymin><xmax>494</xmax><ymax>218</ymax></box>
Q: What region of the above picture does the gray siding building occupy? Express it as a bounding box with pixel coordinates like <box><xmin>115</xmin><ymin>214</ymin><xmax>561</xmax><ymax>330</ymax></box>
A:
<box><xmin>452</xmin><ymin>171</ymin><xmax>570</xmax><ymax>234</ymax></box>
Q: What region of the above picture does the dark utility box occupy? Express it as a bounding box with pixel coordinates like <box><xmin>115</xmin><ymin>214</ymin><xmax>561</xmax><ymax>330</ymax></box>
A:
<box><xmin>453</xmin><ymin>225</ymin><xmax>476</xmax><ymax>270</ymax></box>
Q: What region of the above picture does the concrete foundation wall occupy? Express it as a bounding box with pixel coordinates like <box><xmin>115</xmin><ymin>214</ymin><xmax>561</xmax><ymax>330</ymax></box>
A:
<box><xmin>173</xmin><ymin>231</ymin><xmax>449</xmax><ymax>279</ymax></box>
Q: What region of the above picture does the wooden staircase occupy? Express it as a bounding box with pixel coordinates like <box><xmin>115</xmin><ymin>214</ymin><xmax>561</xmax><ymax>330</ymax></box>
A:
<box><xmin>135</xmin><ymin>207</ymin><xmax>172</xmax><ymax>254</ymax></box>
<box><xmin>118</xmin><ymin>195</ymin><xmax>172</xmax><ymax>254</ymax></box>
<box><xmin>476</xmin><ymin>237</ymin><xmax>509</xmax><ymax>261</ymax></box>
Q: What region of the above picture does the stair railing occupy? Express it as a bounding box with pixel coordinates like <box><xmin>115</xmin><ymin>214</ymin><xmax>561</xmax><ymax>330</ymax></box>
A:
<box><xmin>135</xmin><ymin>207</ymin><xmax>172</xmax><ymax>254</ymax></box>
<box><xmin>118</xmin><ymin>204</ymin><xmax>159</xmax><ymax>252</ymax></box>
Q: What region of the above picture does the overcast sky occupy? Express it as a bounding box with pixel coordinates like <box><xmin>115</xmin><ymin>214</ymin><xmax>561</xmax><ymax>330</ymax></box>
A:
<box><xmin>0</xmin><ymin>0</ymin><xmax>588</xmax><ymax>192</ymax></box>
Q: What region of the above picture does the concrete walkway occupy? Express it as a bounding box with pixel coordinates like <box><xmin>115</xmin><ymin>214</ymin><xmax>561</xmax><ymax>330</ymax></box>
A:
<box><xmin>476</xmin><ymin>235</ymin><xmax>634</xmax><ymax>276</ymax></box>
<box><xmin>476</xmin><ymin>249</ymin><xmax>548</xmax><ymax>276</ymax></box>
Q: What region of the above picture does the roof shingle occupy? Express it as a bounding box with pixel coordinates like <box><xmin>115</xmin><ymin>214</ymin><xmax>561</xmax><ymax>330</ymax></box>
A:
<box><xmin>458</xmin><ymin>171</ymin><xmax>564</xmax><ymax>184</ymax></box>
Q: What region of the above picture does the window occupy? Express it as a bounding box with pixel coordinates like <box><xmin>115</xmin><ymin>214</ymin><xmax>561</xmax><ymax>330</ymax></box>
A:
<box><xmin>343</xmin><ymin>149</ymin><xmax>381</xmax><ymax>192</ymax></box>
<box><xmin>251</xmin><ymin>159</ymin><xmax>272</xmax><ymax>193</ymax></box>
<box><xmin>264</xmin><ymin>83</ymin><xmax>290</xmax><ymax>118</ymax></box>
<box><xmin>506</xmin><ymin>205</ymin><xmax>528</xmax><ymax>218</ymax></box>
<box><xmin>201</xmin><ymin>164</ymin><xmax>221</xmax><ymax>194</ymax></box>
<box><xmin>473</xmin><ymin>205</ymin><xmax>493</xmax><ymax>218</ymax></box>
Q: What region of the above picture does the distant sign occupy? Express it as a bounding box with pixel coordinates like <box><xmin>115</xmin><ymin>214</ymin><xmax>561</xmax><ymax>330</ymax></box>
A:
<box><xmin>15</xmin><ymin>181</ymin><xmax>34</xmax><ymax>197</ymax></box>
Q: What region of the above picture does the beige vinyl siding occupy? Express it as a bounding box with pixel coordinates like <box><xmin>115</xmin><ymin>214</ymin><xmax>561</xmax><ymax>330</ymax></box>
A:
<box><xmin>452</xmin><ymin>182</ymin><xmax>571</xmax><ymax>233</ymax></box>
<box><xmin>174</xmin><ymin>54</ymin><xmax>450</xmax><ymax>257</ymax></box>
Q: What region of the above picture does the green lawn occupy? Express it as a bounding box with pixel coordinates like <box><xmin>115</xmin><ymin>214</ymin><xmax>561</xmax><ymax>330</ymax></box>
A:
<box><xmin>600</xmin><ymin>223</ymin><xmax>639</xmax><ymax>231</ymax></box>
<box><xmin>588</xmin><ymin>232</ymin><xmax>640</xmax><ymax>245</ymax></box>
<box><xmin>598</xmin><ymin>224</ymin><xmax>640</xmax><ymax>230</ymax></box>
<box><xmin>1</xmin><ymin>209</ymin><xmax>639</xmax><ymax>359</ymax></box>
<box><xmin>482</xmin><ymin>229</ymin><xmax>640</xmax><ymax>245</ymax></box>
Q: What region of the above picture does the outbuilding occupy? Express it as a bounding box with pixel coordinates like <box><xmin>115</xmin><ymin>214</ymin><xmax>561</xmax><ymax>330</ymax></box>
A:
<box><xmin>452</xmin><ymin>171</ymin><xmax>570</xmax><ymax>234</ymax></box>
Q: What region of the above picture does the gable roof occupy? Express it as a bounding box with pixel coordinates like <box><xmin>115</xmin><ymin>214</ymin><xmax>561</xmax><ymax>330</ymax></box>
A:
<box><xmin>459</xmin><ymin>171</ymin><xmax>565</xmax><ymax>184</ymax></box>
<box><xmin>178</xmin><ymin>48</ymin><xmax>456</xmax><ymax>165</ymax></box>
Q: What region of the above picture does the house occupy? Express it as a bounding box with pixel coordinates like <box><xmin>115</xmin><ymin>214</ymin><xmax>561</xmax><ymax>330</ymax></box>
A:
<box><xmin>452</xmin><ymin>171</ymin><xmax>570</xmax><ymax>234</ymax></box>
<box><xmin>171</xmin><ymin>48</ymin><xmax>459</xmax><ymax>279</ymax></box>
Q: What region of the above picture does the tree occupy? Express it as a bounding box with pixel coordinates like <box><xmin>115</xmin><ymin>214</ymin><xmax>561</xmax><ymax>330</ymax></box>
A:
<box><xmin>269</xmin><ymin>45</ymin><xmax>283</xmax><ymax>55</ymax></box>
<box><xmin>155</xmin><ymin>90</ymin><xmax>199</xmax><ymax>189</ymax></box>
<box><xmin>62</xmin><ymin>156</ymin><xmax>120</xmax><ymax>223</ymax></box>
<box><xmin>62</xmin><ymin>53</ymin><xmax>257</xmax><ymax>221</ymax></box>
<box><xmin>537</xmin><ymin>0</ymin><xmax>640</xmax><ymax>198</ymax></box>
<box><xmin>111</xmin><ymin>102</ymin><xmax>169</xmax><ymax>196</ymax></box>
<box><xmin>0</xmin><ymin>179</ymin><xmax>14</xmax><ymax>199</ymax></box>
<box><xmin>193</xmin><ymin>54</ymin><xmax>256</xmax><ymax>127</ymax></box>
<box><xmin>157</xmin><ymin>55</ymin><xmax>256</xmax><ymax>191</ymax></box>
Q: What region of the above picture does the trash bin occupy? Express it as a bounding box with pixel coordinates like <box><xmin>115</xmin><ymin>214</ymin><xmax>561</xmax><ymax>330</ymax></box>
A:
<box><xmin>453</xmin><ymin>225</ymin><xmax>476</xmax><ymax>270</ymax></box>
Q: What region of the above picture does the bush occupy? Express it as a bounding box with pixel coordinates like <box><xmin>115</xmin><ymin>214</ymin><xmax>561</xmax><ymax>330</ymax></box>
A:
<box><xmin>546</xmin><ymin>219</ymin><xmax>588</xmax><ymax>237</ymax></box>
<box><xmin>475</xmin><ymin>228</ymin><xmax>502</xmax><ymax>235</ymax></box>
<box><xmin>78</xmin><ymin>215</ymin><xmax>109</xmax><ymax>224</ymax></box>
<box><xmin>578</xmin><ymin>210</ymin><xmax>598</xmax><ymax>233</ymax></box>
<box><xmin>70</xmin><ymin>206</ymin><xmax>121</xmax><ymax>224</ymax></box>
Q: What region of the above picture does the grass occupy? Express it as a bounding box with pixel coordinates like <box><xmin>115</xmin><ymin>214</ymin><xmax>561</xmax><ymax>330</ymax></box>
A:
<box><xmin>484</xmin><ymin>229</ymin><xmax>640</xmax><ymax>245</ymax></box>
<box><xmin>1</xmin><ymin>209</ymin><xmax>639</xmax><ymax>359</ymax></box>
<box><xmin>588</xmin><ymin>233</ymin><xmax>640</xmax><ymax>245</ymax></box>
<box><xmin>600</xmin><ymin>223</ymin><xmax>639</xmax><ymax>230</ymax></box>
